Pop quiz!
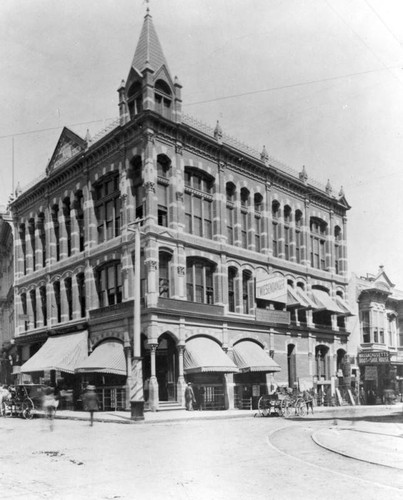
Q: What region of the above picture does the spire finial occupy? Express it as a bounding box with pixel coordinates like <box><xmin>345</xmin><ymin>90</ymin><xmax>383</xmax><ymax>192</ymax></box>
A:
<box><xmin>144</xmin><ymin>0</ymin><xmax>150</xmax><ymax>15</ymax></box>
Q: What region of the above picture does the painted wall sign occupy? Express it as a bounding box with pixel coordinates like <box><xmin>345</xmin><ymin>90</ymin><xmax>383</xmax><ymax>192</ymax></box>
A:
<box><xmin>358</xmin><ymin>351</ymin><xmax>390</xmax><ymax>365</ymax></box>
<box><xmin>256</xmin><ymin>275</ymin><xmax>287</xmax><ymax>303</ymax></box>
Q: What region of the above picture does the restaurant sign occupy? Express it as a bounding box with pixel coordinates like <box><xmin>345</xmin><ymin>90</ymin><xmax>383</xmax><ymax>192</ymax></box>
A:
<box><xmin>256</xmin><ymin>275</ymin><xmax>287</xmax><ymax>303</ymax></box>
<box><xmin>358</xmin><ymin>351</ymin><xmax>390</xmax><ymax>365</ymax></box>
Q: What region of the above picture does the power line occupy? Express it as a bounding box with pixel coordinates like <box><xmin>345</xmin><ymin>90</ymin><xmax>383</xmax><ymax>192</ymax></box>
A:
<box><xmin>0</xmin><ymin>118</ymin><xmax>115</xmax><ymax>141</ymax></box>
<box><xmin>186</xmin><ymin>64</ymin><xmax>401</xmax><ymax>107</ymax></box>
<box><xmin>363</xmin><ymin>0</ymin><xmax>402</xmax><ymax>48</ymax></box>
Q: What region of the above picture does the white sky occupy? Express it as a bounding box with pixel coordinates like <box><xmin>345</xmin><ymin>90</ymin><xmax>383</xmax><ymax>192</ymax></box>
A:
<box><xmin>1</xmin><ymin>0</ymin><xmax>403</xmax><ymax>286</ymax></box>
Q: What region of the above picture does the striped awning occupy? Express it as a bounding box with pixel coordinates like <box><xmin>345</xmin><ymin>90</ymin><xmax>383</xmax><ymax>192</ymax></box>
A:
<box><xmin>20</xmin><ymin>331</ymin><xmax>88</xmax><ymax>374</ymax></box>
<box><xmin>310</xmin><ymin>289</ymin><xmax>345</xmax><ymax>314</ymax></box>
<box><xmin>287</xmin><ymin>286</ymin><xmax>317</xmax><ymax>309</ymax></box>
<box><xmin>232</xmin><ymin>341</ymin><xmax>281</xmax><ymax>373</ymax></box>
<box><xmin>76</xmin><ymin>341</ymin><xmax>126</xmax><ymax>375</ymax></box>
<box><xmin>184</xmin><ymin>337</ymin><xmax>239</xmax><ymax>374</ymax></box>
<box><xmin>335</xmin><ymin>296</ymin><xmax>355</xmax><ymax>317</ymax></box>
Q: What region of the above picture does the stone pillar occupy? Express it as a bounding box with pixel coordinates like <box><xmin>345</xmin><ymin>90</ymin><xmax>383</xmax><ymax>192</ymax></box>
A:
<box><xmin>70</xmin><ymin>205</ymin><xmax>80</xmax><ymax>255</ymax></box>
<box><xmin>36</xmin><ymin>287</ymin><xmax>44</xmax><ymax>328</ymax></box>
<box><xmin>264</xmin><ymin>180</ymin><xmax>272</xmax><ymax>256</ymax></box>
<box><xmin>26</xmin><ymin>222</ymin><xmax>34</xmax><ymax>274</ymax></box>
<box><xmin>341</xmin><ymin>216</ymin><xmax>348</xmax><ymax>276</ymax></box>
<box><xmin>224</xmin><ymin>373</ymin><xmax>235</xmax><ymax>410</ymax></box>
<box><xmin>72</xmin><ymin>274</ymin><xmax>81</xmax><ymax>320</ymax></box>
<box><xmin>327</xmin><ymin>211</ymin><xmax>335</xmax><ymax>273</ymax></box>
<box><xmin>148</xmin><ymin>344</ymin><xmax>159</xmax><ymax>412</ymax></box>
<box><xmin>177</xmin><ymin>344</ymin><xmax>186</xmax><ymax>406</ymax></box>
<box><xmin>217</xmin><ymin>161</ymin><xmax>226</xmax><ymax>244</ymax></box>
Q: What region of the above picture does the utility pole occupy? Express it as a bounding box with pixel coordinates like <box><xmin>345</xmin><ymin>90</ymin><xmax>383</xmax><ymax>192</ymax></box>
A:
<box><xmin>128</xmin><ymin>218</ymin><xmax>145</xmax><ymax>420</ymax></box>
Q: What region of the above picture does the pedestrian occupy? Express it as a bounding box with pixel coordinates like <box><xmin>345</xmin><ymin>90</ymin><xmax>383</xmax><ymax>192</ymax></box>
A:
<box><xmin>83</xmin><ymin>385</ymin><xmax>99</xmax><ymax>426</ymax></box>
<box><xmin>42</xmin><ymin>386</ymin><xmax>57</xmax><ymax>431</ymax></box>
<box><xmin>144</xmin><ymin>377</ymin><xmax>150</xmax><ymax>402</ymax></box>
<box><xmin>0</xmin><ymin>385</ymin><xmax>11</xmax><ymax>416</ymax></box>
<box><xmin>184</xmin><ymin>382</ymin><xmax>196</xmax><ymax>411</ymax></box>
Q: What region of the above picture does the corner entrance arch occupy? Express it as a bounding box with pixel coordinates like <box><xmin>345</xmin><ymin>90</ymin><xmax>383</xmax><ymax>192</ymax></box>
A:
<box><xmin>156</xmin><ymin>333</ymin><xmax>178</xmax><ymax>401</ymax></box>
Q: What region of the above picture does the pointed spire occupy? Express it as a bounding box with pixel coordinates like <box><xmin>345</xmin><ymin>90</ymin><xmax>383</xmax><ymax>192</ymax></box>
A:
<box><xmin>15</xmin><ymin>182</ymin><xmax>22</xmax><ymax>198</ymax></box>
<box><xmin>339</xmin><ymin>185</ymin><xmax>345</xmax><ymax>198</ymax></box>
<box><xmin>131</xmin><ymin>9</ymin><xmax>169</xmax><ymax>74</ymax></box>
<box><xmin>299</xmin><ymin>165</ymin><xmax>308</xmax><ymax>184</ymax></box>
<box><xmin>325</xmin><ymin>179</ymin><xmax>333</xmax><ymax>195</ymax></box>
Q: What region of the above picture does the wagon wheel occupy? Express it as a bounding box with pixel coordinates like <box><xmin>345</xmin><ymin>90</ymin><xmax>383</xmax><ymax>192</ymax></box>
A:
<box><xmin>22</xmin><ymin>402</ymin><xmax>34</xmax><ymax>420</ymax></box>
<box><xmin>257</xmin><ymin>396</ymin><xmax>271</xmax><ymax>417</ymax></box>
<box><xmin>2</xmin><ymin>401</ymin><xmax>12</xmax><ymax>417</ymax></box>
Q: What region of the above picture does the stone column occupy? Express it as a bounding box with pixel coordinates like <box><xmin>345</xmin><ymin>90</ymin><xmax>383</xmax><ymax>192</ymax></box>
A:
<box><xmin>177</xmin><ymin>344</ymin><xmax>186</xmax><ymax>406</ymax></box>
<box><xmin>301</xmin><ymin>199</ymin><xmax>310</xmax><ymax>266</ymax></box>
<box><xmin>341</xmin><ymin>216</ymin><xmax>348</xmax><ymax>276</ymax></box>
<box><xmin>148</xmin><ymin>344</ymin><xmax>159</xmax><ymax>412</ymax></box>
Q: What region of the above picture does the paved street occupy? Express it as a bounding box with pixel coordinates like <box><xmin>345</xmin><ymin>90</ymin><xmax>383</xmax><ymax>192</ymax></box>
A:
<box><xmin>0</xmin><ymin>406</ymin><xmax>402</xmax><ymax>500</ymax></box>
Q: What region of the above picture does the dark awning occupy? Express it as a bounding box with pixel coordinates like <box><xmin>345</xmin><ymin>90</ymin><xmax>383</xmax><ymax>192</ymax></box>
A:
<box><xmin>184</xmin><ymin>337</ymin><xmax>239</xmax><ymax>374</ymax></box>
<box><xmin>335</xmin><ymin>296</ymin><xmax>355</xmax><ymax>317</ymax></box>
<box><xmin>232</xmin><ymin>341</ymin><xmax>281</xmax><ymax>373</ymax></box>
<box><xmin>20</xmin><ymin>331</ymin><xmax>88</xmax><ymax>374</ymax></box>
<box><xmin>75</xmin><ymin>341</ymin><xmax>126</xmax><ymax>375</ymax></box>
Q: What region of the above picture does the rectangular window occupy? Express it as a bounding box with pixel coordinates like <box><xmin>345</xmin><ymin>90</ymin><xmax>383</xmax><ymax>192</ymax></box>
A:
<box><xmin>295</xmin><ymin>230</ymin><xmax>301</xmax><ymax>264</ymax></box>
<box><xmin>185</xmin><ymin>192</ymin><xmax>192</xmax><ymax>233</ymax></box>
<box><xmin>254</xmin><ymin>216</ymin><xmax>261</xmax><ymax>252</ymax></box>
<box><xmin>361</xmin><ymin>310</ymin><xmax>370</xmax><ymax>343</ymax></box>
<box><xmin>284</xmin><ymin>226</ymin><xmax>290</xmax><ymax>261</ymax></box>
<box><xmin>157</xmin><ymin>183</ymin><xmax>168</xmax><ymax>227</ymax></box>
<box><xmin>241</xmin><ymin>211</ymin><xmax>247</xmax><ymax>249</ymax></box>
<box><xmin>186</xmin><ymin>266</ymin><xmax>194</xmax><ymax>302</ymax></box>
<box><xmin>272</xmin><ymin>222</ymin><xmax>278</xmax><ymax>257</ymax></box>
<box><xmin>203</xmin><ymin>199</ymin><xmax>212</xmax><ymax>239</ymax></box>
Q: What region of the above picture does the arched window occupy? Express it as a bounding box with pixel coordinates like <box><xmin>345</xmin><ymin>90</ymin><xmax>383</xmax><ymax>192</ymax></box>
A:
<box><xmin>240</xmin><ymin>188</ymin><xmax>249</xmax><ymax>249</ymax></box>
<box><xmin>226</xmin><ymin>183</ymin><xmax>236</xmax><ymax>245</ymax></box>
<box><xmin>97</xmin><ymin>261</ymin><xmax>122</xmax><ymax>308</ymax></box>
<box><xmin>39</xmin><ymin>285</ymin><xmax>47</xmax><ymax>326</ymax></box>
<box><xmin>94</xmin><ymin>174</ymin><xmax>121</xmax><ymax>243</ymax></box>
<box><xmin>284</xmin><ymin>205</ymin><xmax>292</xmax><ymax>261</ymax></box>
<box><xmin>155</xmin><ymin>79</ymin><xmax>172</xmax><ymax>119</ymax></box>
<box><xmin>295</xmin><ymin>210</ymin><xmax>303</xmax><ymax>264</ymax></box>
<box><xmin>130</xmin><ymin>156</ymin><xmax>143</xmax><ymax>220</ymax></box>
<box><xmin>186</xmin><ymin>258</ymin><xmax>215</xmax><ymax>304</ymax></box>
<box><xmin>53</xmin><ymin>281</ymin><xmax>61</xmax><ymax>323</ymax></box>
<box><xmin>74</xmin><ymin>191</ymin><xmax>85</xmax><ymax>252</ymax></box>
<box><xmin>28</xmin><ymin>218</ymin><xmax>36</xmax><ymax>270</ymax></box>
<box><xmin>157</xmin><ymin>155</ymin><xmax>171</xmax><ymax>227</ymax></box>
<box><xmin>184</xmin><ymin>169</ymin><xmax>213</xmax><ymax>239</ymax></box>
<box><xmin>228</xmin><ymin>267</ymin><xmax>237</xmax><ymax>312</ymax></box>
<box><xmin>77</xmin><ymin>273</ymin><xmax>86</xmax><ymax>318</ymax></box>
<box><xmin>20</xmin><ymin>292</ymin><xmax>28</xmax><ymax>331</ymax></box>
<box><xmin>310</xmin><ymin>217</ymin><xmax>327</xmax><ymax>270</ymax></box>
<box><xmin>272</xmin><ymin>201</ymin><xmax>280</xmax><ymax>257</ymax></box>
<box><xmin>65</xmin><ymin>277</ymin><xmax>73</xmax><ymax>321</ymax></box>
<box><xmin>51</xmin><ymin>206</ymin><xmax>60</xmax><ymax>262</ymax></box>
<box><xmin>242</xmin><ymin>270</ymin><xmax>252</xmax><ymax>314</ymax></box>
<box><xmin>30</xmin><ymin>289</ymin><xmax>37</xmax><ymax>328</ymax></box>
<box><xmin>63</xmin><ymin>198</ymin><xmax>71</xmax><ymax>257</ymax></box>
<box><xmin>159</xmin><ymin>251</ymin><xmax>172</xmax><ymax>298</ymax></box>
<box><xmin>19</xmin><ymin>223</ymin><xmax>27</xmax><ymax>275</ymax></box>
<box><xmin>127</xmin><ymin>81</ymin><xmax>143</xmax><ymax>119</ymax></box>
<box><xmin>254</xmin><ymin>194</ymin><xmax>263</xmax><ymax>252</ymax></box>
<box><xmin>334</xmin><ymin>225</ymin><xmax>342</xmax><ymax>274</ymax></box>
<box><xmin>37</xmin><ymin>213</ymin><xmax>46</xmax><ymax>267</ymax></box>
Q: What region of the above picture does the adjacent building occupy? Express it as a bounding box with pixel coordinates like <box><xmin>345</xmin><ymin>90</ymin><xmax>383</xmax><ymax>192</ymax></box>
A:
<box><xmin>348</xmin><ymin>267</ymin><xmax>403</xmax><ymax>403</ymax></box>
<box><xmin>9</xmin><ymin>10</ymin><xmax>353</xmax><ymax>412</ymax></box>
<box><xmin>0</xmin><ymin>205</ymin><xmax>15</xmax><ymax>384</ymax></box>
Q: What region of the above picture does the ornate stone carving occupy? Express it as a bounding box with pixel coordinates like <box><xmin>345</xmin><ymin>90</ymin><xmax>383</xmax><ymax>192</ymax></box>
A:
<box><xmin>176</xmin><ymin>191</ymin><xmax>184</xmax><ymax>202</ymax></box>
<box><xmin>175</xmin><ymin>142</ymin><xmax>183</xmax><ymax>155</ymax></box>
<box><xmin>144</xmin><ymin>182</ymin><xmax>156</xmax><ymax>193</ymax></box>
<box><xmin>146</xmin><ymin>260</ymin><xmax>158</xmax><ymax>271</ymax></box>
<box><xmin>177</xmin><ymin>266</ymin><xmax>185</xmax><ymax>276</ymax></box>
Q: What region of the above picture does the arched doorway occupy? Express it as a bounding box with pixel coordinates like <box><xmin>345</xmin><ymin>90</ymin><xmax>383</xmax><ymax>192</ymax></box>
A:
<box><xmin>156</xmin><ymin>333</ymin><xmax>178</xmax><ymax>401</ymax></box>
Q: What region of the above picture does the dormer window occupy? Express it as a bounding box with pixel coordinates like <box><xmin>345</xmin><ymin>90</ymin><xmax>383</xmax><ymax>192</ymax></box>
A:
<box><xmin>155</xmin><ymin>80</ymin><xmax>172</xmax><ymax>119</ymax></box>
<box><xmin>127</xmin><ymin>82</ymin><xmax>143</xmax><ymax>119</ymax></box>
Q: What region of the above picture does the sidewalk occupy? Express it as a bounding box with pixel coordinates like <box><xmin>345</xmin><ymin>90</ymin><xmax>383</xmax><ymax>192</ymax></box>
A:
<box><xmin>37</xmin><ymin>402</ymin><xmax>403</xmax><ymax>426</ymax></box>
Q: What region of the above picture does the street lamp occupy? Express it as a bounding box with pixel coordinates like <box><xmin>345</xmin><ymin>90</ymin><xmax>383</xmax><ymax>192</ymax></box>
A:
<box><xmin>128</xmin><ymin>218</ymin><xmax>144</xmax><ymax>420</ymax></box>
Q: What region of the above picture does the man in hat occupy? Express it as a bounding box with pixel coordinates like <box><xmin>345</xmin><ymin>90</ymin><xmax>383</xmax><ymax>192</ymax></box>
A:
<box><xmin>83</xmin><ymin>385</ymin><xmax>99</xmax><ymax>426</ymax></box>
<box><xmin>184</xmin><ymin>382</ymin><xmax>196</xmax><ymax>411</ymax></box>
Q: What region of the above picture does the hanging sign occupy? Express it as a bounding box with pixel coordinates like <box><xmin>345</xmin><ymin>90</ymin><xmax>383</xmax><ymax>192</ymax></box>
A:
<box><xmin>256</xmin><ymin>275</ymin><xmax>287</xmax><ymax>303</ymax></box>
<box><xmin>358</xmin><ymin>351</ymin><xmax>390</xmax><ymax>365</ymax></box>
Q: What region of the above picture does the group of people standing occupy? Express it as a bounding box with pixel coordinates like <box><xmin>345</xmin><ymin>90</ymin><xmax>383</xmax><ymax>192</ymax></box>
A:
<box><xmin>184</xmin><ymin>383</ymin><xmax>205</xmax><ymax>411</ymax></box>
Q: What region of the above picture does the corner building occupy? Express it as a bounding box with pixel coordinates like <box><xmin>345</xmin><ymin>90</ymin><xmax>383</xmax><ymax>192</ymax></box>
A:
<box><xmin>10</xmin><ymin>11</ymin><xmax>352</xmax><ymax>411</ymax></box>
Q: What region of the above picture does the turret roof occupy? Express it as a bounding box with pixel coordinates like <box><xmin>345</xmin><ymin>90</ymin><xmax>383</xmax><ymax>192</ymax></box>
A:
<box><xmin>131</xmin><ymin>10</ymin><xmax>169</xmax><ymax>74</ymax></box>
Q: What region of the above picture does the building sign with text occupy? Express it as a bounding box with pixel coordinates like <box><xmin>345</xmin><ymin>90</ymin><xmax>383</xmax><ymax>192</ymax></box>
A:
<box><xmin>256</xmin><ymin>275</ymin><xmax>287</xmax><ymax>303</ymax></box>
<box><xmin>358</xmin><ymin>351</ymin><xmax>390</xmax><ymax>365</ymax></box>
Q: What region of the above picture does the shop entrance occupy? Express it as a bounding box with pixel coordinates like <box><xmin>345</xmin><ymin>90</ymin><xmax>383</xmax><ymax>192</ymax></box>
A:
<box><xmin>156</xmin><ymin>333</ymin><xmax>178</xmax><ymax>401</ymax></box>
